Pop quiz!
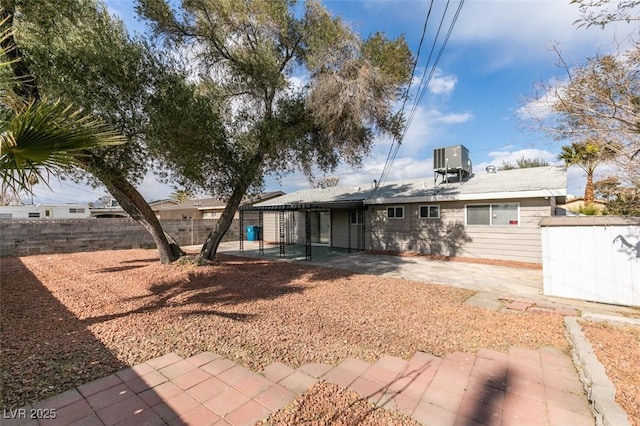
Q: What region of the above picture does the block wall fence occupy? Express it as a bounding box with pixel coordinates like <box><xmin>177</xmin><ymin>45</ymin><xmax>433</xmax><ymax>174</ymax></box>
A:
<box><xmin>0</xmin><ymin>219</ymin><xmax>241</xmax><ymax>257</ymax></box>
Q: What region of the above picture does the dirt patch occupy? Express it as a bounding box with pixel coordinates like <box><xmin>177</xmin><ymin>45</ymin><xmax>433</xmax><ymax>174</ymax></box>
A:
<box><xmin>365</xmin><ymin>250</ymin><xmax>542</xmax><ymax>269</ymax></box>
<box><xmin>580</xmin><ymin>321</ymin><xmax>640</xmax><ymax>426</ymax></box>
<box><xmin>1</xmin><ymin>249</ymin><xmax>567</xmax><ymax>409</ymax></box>
<box><xmin>258</xmin><ymin>381</ymin><xmax>420</xmax><ymax>425</ymax></box>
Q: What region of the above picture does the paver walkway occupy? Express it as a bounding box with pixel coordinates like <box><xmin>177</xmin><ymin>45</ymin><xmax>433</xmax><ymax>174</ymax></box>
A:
<box><xmin>5</xmin><ymin>346</ymin><xmax>594</xmax><ymax>426</ymax></box>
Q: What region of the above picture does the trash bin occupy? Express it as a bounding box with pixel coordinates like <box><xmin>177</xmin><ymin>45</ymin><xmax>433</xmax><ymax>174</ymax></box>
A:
<box><xmin>246</xmin><ymin>225</ymin><xmax>261</xmax><ymax>241</ymax></box>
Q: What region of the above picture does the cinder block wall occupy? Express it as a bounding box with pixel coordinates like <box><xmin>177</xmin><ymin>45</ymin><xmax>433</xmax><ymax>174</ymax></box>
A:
<box><xmin>0</xmin><ymin>219</ymin><xmax>240</xmax><ymax>257</ymax></box>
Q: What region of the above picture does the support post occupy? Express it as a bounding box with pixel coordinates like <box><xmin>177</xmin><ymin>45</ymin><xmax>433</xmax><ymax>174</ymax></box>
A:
<box><xmin>239</xmin><ymin>210</ymin><xmax>244</xmax><ymax>252</ymax></box>
<box><xmin>361</xmin><ymin>208</ymin><xmax>366</xmax><ymax>252</ymax></box>
<box><xmin>347</xmin><ymin>209</ymin><xmax>352</xmax><ymax>253</ymax></box>
<box><xmin>258</xmin><ymin>211</ymin><xmax>264</xmax><ymax>255</ymax></box>
<box><xmin>305</xmin><ymin>210</ymin><xmax>312</xmax><ymax>261</ymax></box>
<box><xmin>279</xmin><ymin>210</ymin><xmax>285</xmax><ymax>258</ymax></box>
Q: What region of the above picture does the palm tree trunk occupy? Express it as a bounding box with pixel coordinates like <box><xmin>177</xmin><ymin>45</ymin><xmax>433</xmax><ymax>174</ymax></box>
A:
<box><xmin>585</xmin><ymin>170</ymin><xmax>595</xmax><ymax>206</ymax></box>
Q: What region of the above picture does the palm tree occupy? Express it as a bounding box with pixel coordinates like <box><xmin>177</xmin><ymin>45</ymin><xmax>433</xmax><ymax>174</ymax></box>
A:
<box><xmin>558</xmin><ymin>139</ymin><xmax>618</xmax><ymax>205</ymax></box>
<box><xmin>169</xmin><ymin>189</ymin><xmax>192</xmax><ymax>203</ymax></box>
<box><xmin>0</xmin><ymin>16</ymin><xmax>124</xmax><ymax>197</ymax></box>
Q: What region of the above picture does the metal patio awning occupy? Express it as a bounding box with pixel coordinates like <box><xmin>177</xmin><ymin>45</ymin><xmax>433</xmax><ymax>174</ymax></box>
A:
<box><xmin>239</xmin><ymin>200</ymin><xmax>365</xmax><ymax>211</ymax></box>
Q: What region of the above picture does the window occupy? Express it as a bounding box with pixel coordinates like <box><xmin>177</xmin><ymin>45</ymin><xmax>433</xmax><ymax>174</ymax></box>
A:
<box><xmin>28</xmin><ymin>212</ymin><xmax>40</xmax><ymax>218</ymax></box>
<box><xmin>350</xmin><ymin>209</ymin><xmax>363</xmax><ymax>225</ymax></box>
<box><xmin>202</xmin><ymin>212</ymin><xmax>218</xmax><ymax>219</ymax></box>
<box><xmin>466</xmin><ymin>203</ymin><xmax>518</xmax><ymax>226</ymax></box>
<box><xmin>45</xmin><ymin>210</ymin><xmax>51</xmax><ymax>217</ymax></box>
<box><xmin>387</xmin><ymin>206</ymin><xmax>404</xmax><ymax>219</ymax></box>
<box><xmin>69</xmin><ymin>208</ymin><xmax>85</xmax><ymax>214</ymax></box>
<box><xmin>419</xmin><ymin>205</ymin><xmax>440</xmax><ymax>219</ymax></box>
<box><xmin>0</xmin><ymin>213</ymin><xmax>12</xmax><ymax>218</ymax></box>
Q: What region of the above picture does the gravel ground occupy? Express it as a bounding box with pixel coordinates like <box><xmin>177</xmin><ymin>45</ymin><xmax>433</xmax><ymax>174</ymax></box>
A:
<box><xmin>1</xmin><ymin>249</ymin><xmax>568</xmax><ymax>409</ymax></box>
<box><xmin>580</xmin><ymin>320</ymin><xmax>640</xmax><ymax>426</ymax></box>
<box><xmin>258</xmin><ymin>381</ymin><xmax>420</xmax><ymax>425</ymax></box>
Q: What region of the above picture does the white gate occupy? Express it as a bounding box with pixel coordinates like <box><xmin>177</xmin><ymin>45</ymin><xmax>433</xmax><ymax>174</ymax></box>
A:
<box><xmin>540</xmin><ymin>217</ymin><xmax>640</xmax><ymax>307</ymax></box>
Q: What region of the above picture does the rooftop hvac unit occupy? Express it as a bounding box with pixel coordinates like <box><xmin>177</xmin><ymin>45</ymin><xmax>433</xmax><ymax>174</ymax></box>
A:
<box><xmin>433</xmin><ymin>145</ymin><xmax>472</xmax><ymax>184</ymax></box>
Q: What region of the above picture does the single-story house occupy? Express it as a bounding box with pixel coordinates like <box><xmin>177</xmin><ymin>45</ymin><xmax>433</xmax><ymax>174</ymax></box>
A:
<box><xmin>0</xmin><ymin>203</ymin><xmax>91</xmax><ymax>219</ymax></box>
<box><xmin>242</xmin><ymin>162</ymin><xmax>567</xmax><ymax>264</ymax></box>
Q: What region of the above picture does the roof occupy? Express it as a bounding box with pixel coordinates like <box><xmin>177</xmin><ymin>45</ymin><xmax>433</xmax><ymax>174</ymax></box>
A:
<box><xmin>154</xmin><ymin>191</ymin><xmax>286</xmax><ymax>212</ymax></box>
<box><xmin>248</xmin><ymin>166</ymin><xmax>567</xmax><ymax>210</ymax></box>
<box><xmin>366</xmin><ymin>166</ymin><xmax>567</xmax><ymax>204</ymax></box>
<box><xmin>244</xmin><ymin>186</ymin><xmax>368</xmax><ymax>210</ymax></box>
<box><xmin>540</xmin><ymin>216</ymin><xmax>640</xmax><ymax>227</ymax></box>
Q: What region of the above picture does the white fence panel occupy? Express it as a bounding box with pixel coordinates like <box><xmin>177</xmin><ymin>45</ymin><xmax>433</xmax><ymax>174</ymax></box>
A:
<box><xmin>541</xmin><ymin>217</ymin><xmax>640</xmax><ymax>307</ymax></box>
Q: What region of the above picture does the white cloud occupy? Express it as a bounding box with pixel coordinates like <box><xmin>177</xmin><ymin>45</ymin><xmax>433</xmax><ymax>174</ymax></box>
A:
<box><xmin>418</xmin><ymin>108</ymin><xmax>473</xmax><ymax>125</ymax></box>
<box><xmin>484</xmin><ymin>148</ymin><xmax>558</xmax><ymax>167</ymax></box>
<box><xmin>428</xmin><ymin>70</ymin><xmax>457</xmax><ymax>95</ymax></box>
<box><xmin>450</xmin><ymin>0</ymin><xmax>633</xmax><ymax>69</ymax></box>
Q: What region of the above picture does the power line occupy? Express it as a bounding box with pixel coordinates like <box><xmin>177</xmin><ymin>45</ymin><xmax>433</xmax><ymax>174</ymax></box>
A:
<box><xmin>377</xmin><ymin>0</ymin><xmax>466</xmax><ymax>188</ymax></box>
<box><xmin>378</xmin><ymin>0</ymin><xmax>435</xmax><ymax>188</ymax></box>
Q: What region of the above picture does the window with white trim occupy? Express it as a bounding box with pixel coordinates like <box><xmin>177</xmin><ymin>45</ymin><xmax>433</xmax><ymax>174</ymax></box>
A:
<box><xmin>466</xmin><ymin>203</ymin><xmax>518</xmax><ymax>226</ymax></box>
<box><xmin>69</xmin><ymin>208</ymin><xmax>85</xmax><ymax>214</ymax></box>
<box><xmin>419</xmin><ymin>205</ymin><xmax>440</xmax><ymax>219</ymax></box>
<box><xmin>387</xmin><ymin>206</ymin><xmax>404</xmax><ymax>219</ymax></box>
<box><xmin>350</xmin><ymin>210</ymin><xmax>363</xmax><ymax>225</ymax></box>
<box><xmin>28</xmin><ymin>212</ymin><xmax>40</xmax><ymax>218</ymax></box>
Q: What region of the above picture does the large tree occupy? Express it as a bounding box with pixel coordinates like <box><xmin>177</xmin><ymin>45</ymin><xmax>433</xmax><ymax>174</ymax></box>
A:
<box><xmin>137</xmin><ymin>0</ymin><xmax>413</xmax><ymax>260</ymax></box>
<box><xmin>6</xmin><ymin>0</ymin><xmax>186</xmax><ymax>263</ymax></box>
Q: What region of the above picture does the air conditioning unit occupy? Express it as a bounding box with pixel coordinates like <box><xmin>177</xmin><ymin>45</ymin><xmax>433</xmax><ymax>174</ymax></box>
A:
<box><xmin>433</xmin><ymin>145</ymin><xmax>472</xmax><ymax>181</ymax></box>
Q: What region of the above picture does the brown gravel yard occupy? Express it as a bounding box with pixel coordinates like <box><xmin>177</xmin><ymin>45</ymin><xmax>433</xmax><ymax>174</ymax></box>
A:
<box><xmin>258</xmin><ymin>381</ymin><xmax>420</xmax><ymax>425</ymax></box>
<box><xmin>581</xmin><ymin>321</ymin><xmax>640</xmax><ymax>426</ymax></box>
<box><xmin>1</xmin><ymin>249</ymin><xmax>569</xmax><ymax>409</ymax></box>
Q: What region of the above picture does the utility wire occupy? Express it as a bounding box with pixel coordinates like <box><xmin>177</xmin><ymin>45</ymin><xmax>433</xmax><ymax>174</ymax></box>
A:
<box><xmin>377</xmin><ymin>0</ymin><xmax>434</xmax><ymax>188</ymax></box>
<box><xmin>377</xmin><ymin>0</ymin><xmax>466</xmax><ymax>188</ymax></box>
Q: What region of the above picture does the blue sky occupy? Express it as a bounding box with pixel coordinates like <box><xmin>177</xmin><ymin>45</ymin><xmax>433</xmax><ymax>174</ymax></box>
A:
<box><xmin>31</xmin><ymin>0</ymin><xmax>635</xmax><ymax>204</ymax></box>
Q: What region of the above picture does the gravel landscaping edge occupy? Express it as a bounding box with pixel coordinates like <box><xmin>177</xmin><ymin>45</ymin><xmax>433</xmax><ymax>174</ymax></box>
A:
<box><xmin>564</xmin><ymin>316</ymin><xmax>632</xmax><ymax>426</ymax></box>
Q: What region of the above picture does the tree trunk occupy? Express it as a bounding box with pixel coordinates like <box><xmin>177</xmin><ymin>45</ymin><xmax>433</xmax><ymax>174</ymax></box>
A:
<box><xmin>584</xmin><ymin>170</ymin><xmax>595</xmax><ymax>206</ymax></box>
<box><xmin>199</xmin><ymin>154</ymin><xmax>263</xmax><ymax>261</ymax></box>
<box><xmin>199</xmin><ymin>184</ymin><xmax>247</xmax><ymax>260</ymax></box>
<box><xmin>86</xmin><ymin>158</ymin><xmax>185</xmax><ymax>264</ymax></box>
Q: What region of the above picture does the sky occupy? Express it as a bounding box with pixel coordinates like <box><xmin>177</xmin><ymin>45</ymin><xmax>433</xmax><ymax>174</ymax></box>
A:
<box><xmin>29</xmin><ymin>0</ymin><xmax>636</xmax><ymax>205</ymax></box>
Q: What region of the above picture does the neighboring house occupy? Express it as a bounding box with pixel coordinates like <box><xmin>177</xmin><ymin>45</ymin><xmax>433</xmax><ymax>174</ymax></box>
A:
<box><xmin>152</xmin><ymin>192</ymin><xmax>286</xmax><ymax>220</ymax></box>
<box><xmin>560</xmin><ymin>196</ymin><xmax>607</xmax><ymax>215</ymax></box>
<box><xmin>0</xmin><ymin>203</ymin><xmax>91</xmax><ymax>219</ymax></box>
<box><xmin>244</xmin><ymin>147</ymin><xmax>567</xmax><ymax>264</ymax></box>
<box><xmin>89</xmin><ymin>192</ymin><xmax>285</xmax><ymax>219</ymax></box>
<box><xmin>90</xmin><ymin>196</ymin><xmax>128</xmax><ymax>218</ymax></box>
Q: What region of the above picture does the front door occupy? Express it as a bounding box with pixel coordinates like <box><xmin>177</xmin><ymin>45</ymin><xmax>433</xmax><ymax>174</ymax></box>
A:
<box><xmin>310</xmin><ymin>210</ymin><xmax>330</xmax><ymax>245</ymax></box>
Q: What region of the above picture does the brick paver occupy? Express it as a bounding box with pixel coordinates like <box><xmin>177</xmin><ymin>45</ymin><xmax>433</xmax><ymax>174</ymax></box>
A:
<box><xmin>14</xmin><ymin>346</ymin><xmax>596</xmax><ymax>426</ymax></box>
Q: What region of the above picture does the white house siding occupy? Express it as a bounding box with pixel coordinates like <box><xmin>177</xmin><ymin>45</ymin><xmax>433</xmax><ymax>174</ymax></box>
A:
<box><xmin>541</xmin><ymin>217</ymin><xmax>639</xmax><ymax>307</ymax></box>
<box><xmin>368</xmin><ymin>198</ymin><xmax>552</xmax><ymax>264</ymax></box>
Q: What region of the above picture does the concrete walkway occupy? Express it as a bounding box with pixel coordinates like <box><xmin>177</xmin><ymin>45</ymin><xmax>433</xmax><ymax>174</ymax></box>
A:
<box><xmin>4</xmin><ymin>346</ymin><xmax>593</xmax><ymax>426</ymax></box>
<box><xmin>215</xmin><ymin>241</ymin><xmax>639</xmax><ymax>318</ymax></box>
